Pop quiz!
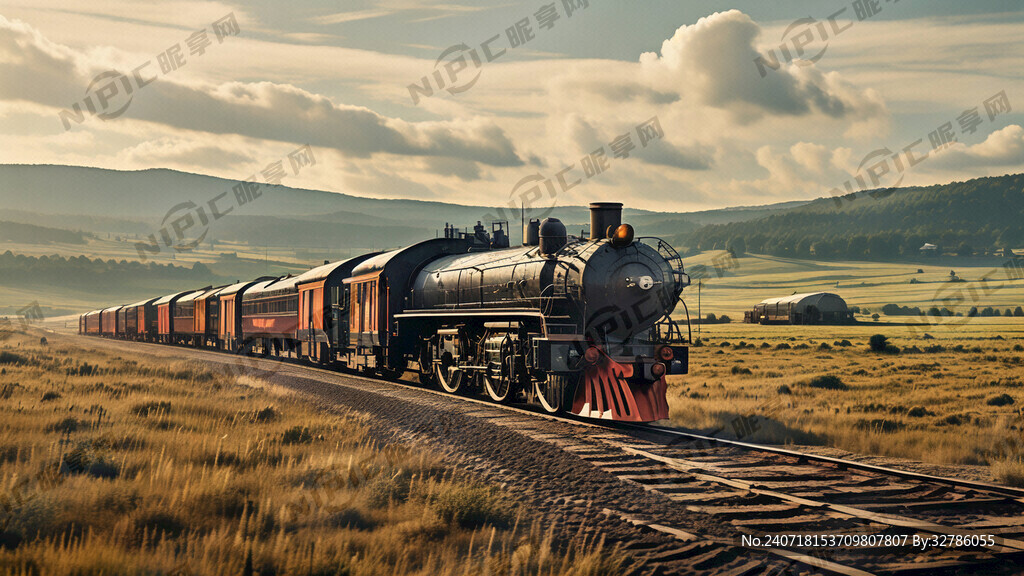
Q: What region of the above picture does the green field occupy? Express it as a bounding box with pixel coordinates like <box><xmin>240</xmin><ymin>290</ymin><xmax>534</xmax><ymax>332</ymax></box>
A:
<box><xmin>676</xmin><ymin>252</ymin><xmax>1024</xmax><ymax>339</ymax></box>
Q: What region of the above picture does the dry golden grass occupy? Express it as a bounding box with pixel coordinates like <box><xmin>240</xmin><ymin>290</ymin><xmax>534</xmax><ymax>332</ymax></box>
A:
<box><xmin>665</xmin><ymin>328</ymin><xmax>1024</xmax><ymax>486</ymax></box>
<box><xmin>0</xmin><ymin>330</ymin><xmax>624</xmax><ymax>575</ymax></box>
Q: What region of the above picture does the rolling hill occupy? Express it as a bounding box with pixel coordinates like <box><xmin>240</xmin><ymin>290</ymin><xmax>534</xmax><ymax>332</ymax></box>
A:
<box><xmin>0</xmin><ymin>164</ymin><xmax>803</xmax><ymax>251</ymax></box>
<box><xmin>690</xmin><ymin>173</ymin><xmax>1024</xmax><ymax>259</ymax></box>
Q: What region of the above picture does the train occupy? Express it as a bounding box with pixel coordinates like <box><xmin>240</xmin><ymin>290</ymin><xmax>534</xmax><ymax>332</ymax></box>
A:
<box><xmin>80</xmin><ymin>202</ymin><xmax>692</xmax><ymax>422</ymax></box>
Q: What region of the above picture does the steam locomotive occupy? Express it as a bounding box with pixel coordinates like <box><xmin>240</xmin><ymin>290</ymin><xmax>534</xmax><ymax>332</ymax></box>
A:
<box><xmin>80</xmin><ymin>202</ymin><xmax>691</xmax><ymax>422</ymax></box>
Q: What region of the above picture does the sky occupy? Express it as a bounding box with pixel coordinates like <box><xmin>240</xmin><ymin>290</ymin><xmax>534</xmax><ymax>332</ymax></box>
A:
<box><xmin>1</xmin><ymin>0</ymin><xmax>1023</xmax><ymax>212</ymax></box>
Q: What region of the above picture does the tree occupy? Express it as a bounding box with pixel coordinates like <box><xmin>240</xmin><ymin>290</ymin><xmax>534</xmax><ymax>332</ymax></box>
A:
<box><xmin>728</xmin><ymin>237</ymin><xmax>746</xmax><ymax>257</ymax></box>
<box><xmin>1014</xmin><ymin>306</ymin><xmax>1024</xmax><ymax>317</ymax></box>
<box><xmin>869</xmin><ymin>334</ymin><xmax>889</xmax><ymax>352</ymax></box>
<box><xmin>956</xmin><ymin>242</ymin><xmax>973</xmax><ymax>257</ymax></box>
<box><xmin>872</xmin><ymin>313</ymin><xmax>880</xmax><ymax>321</ymax></box>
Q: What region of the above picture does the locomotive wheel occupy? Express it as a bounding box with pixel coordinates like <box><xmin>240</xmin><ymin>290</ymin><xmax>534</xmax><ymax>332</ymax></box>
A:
<box><xmin>436</xmin><ymin>352</ymin><xmax>463</xmax><ymax>394</ymax></box>
<box><xmin>535</xmin><ymin>374</ymin><xmax>572</xmax><ymax>414</ymax></box>
<box><xmin>417</xmin><ymin>341</ymin><xmax>436</xmax><ymax>386</ymax></box>
<box><xmin>483</xmin><ymin>357</ymin><xmax>514</xmax><ymax>403</ymax></box>
<box><xmin>483</xmin><ymin>339</ymin><xmax>516</xmax><ymax>403</ymax></box>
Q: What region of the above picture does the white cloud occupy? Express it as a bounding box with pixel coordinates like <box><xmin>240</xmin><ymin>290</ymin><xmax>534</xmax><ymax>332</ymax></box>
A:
<box><xmin>930</xmin><ymin>124</ymin><xmax>1024</xmax><ymax>169</ymax></box>
<box><xmin>638</xmin><ymin>10</ymin><xmax>889</xmax><ymax>130</ymax></box>
<box><xmin>0</xmin><ymin>16</ymin><xmax>523</xmax><ymax>170</ymax></box>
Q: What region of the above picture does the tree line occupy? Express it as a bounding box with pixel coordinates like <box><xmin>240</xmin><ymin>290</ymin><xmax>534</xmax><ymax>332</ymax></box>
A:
<box><xmin>688</xmin><ymin>174</ymin><xmax>1024</xmax><ymax>260</ymax></box>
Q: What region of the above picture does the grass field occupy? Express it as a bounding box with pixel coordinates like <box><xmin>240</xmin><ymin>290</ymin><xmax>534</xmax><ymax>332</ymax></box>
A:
<box><xmin>0</xmin><ymin>330</ymin><xmax>622</xmax><ymax>575</ymax></box>
<box><xmin>665</xmin><ymin>322</ymin><xmax>1024</xmax><ymax>485</ymax></box>
<box><xmin>658</xmin><ymin>252</ymin><xmax>1024</xmax><ymax>485</ymax></box>
<box><xmin>678</xmin><ymin>251</ymin><xmax>1024</xmax><ymax>327</ymax></box>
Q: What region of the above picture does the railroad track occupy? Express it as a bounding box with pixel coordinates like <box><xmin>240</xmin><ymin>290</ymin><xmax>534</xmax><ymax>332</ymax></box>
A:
<box><xmin>46</xmin><ymin>331</ymin><xmax>1024</xmax><ymax>575</ymax></box>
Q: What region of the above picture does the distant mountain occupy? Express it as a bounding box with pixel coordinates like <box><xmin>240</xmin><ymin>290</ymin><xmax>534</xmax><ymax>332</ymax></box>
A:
<box><xmin>0</xmin><ymin>164</ymin><xmax>807</xmax><ymax>251</ymax></box>
<box><xmin>691</xmin><ymin>173</ymin><xmax>1024</xmax><ymax>259</ymax></box>
<box><xmin>0</xmin><ymin>220</ymin><xmax>89</xmax><ymax>244</ymax></box>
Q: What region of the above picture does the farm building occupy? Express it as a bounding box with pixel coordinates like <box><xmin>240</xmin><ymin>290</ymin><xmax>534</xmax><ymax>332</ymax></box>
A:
<box><xmin>744</xmin><ymin>292</ymin><xmax>854</xmax><ymax>325</ymax></box>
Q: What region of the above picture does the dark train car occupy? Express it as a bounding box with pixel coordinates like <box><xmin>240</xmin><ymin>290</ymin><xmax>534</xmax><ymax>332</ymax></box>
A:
<box><xmin>241</xmin><ymin>275</ymin><xmax>300</xmax><ymax>355</ymax></box>
<box><xmin>218</xmin><ymin>277</ymin><xmax>275</xmax><ymax>353</ymax></box>
<box><xmin>78</xmin><ymin>313</ymin><xmax>86</xmax><ymax>335</ymax></box>
<box><xmin>123</xmin><ymin>297</ymin><xmax>159</xmax><ymax>341</ymax></box>
<box><xmin>100</xmin><ymin>305</ymin><xmax>123</xmax><ymax>337</ymax></box>
<box><xmin>294</xmin><ymin>255</ymin><xmax>377</xmax><ymax>364</ymax></box>
<box><xmin>84</xmin><ymin>310</ymin><xmax>102</xmax><ymax>335</ymax></box>
<box><xmin>171</xmin><ymin>288</ymin><xmax>211</xmax><ymax>345</ymax></box>
<box><xmin>155</xmin><ymin>289</ymin><xmax>198</xmax><ymax>344</ymax></box>
<box><xmin>118</xmin><ymin>306</ymin><xmax>131</xmax><ymax>339</ymax></box>
<box><xmin>343</xmin><ymin>238</ymin><xmax>471</xmax><ymax>372</ymax></box>
<box><xmin>194</xmin><ymin>286</ymin><xmax>228</xmax><ymax>348</ymax></box>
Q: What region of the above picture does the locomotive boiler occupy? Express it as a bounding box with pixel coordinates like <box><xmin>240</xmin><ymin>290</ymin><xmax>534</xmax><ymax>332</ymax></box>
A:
<box><xmin>398</xmin><ymin>203</ymin><xmax>690</xmax><ymax>421</ymax></box>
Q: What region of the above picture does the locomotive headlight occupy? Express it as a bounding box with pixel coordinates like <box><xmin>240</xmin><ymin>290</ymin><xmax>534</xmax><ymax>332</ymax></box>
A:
<box><xmin>584</xmin><ymin>346</ymin><xmax>601</xmax><ymax>364</ymax></box>
<box><xmin>657</xmin><ymin>345</ymin><xmax>674</xmax><ymax>362</ymax></box>
<box><xmin>610</xmin><ymin>224</ymin><xmax>634</xmax><ymax>247</ymax></box>
<box><xmin>651</xmin><ymin>362</ymin><xmax>667</xmax><ymax>378</ymax></box>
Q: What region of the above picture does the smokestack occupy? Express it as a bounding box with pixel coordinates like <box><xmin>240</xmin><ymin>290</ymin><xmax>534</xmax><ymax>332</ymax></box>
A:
<box><xmin>524</xmin><ymin>218</ymin><xmax>540</xmax><ymax>246</ymax></box>
<box><xmin>589</xmin><ymin>202</ymin><xmax>623</xmax><ymax>240</ymax></box>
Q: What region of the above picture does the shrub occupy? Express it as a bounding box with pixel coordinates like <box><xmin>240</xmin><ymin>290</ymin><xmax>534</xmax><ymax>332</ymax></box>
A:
<box><xmin>281</xmin><ymin>425</ymin><xmax>313</xmax><ymax>445</ymax></box>
<box><xmin>907</xmin><ymin>406</ymin><xmax>930</xmax><ymax>417</ymax></box>
<box><xmin>45</xmin><ymin>417</ymin><xmax>79</xmax><ymax>433</ymax></box>
<box><xmin>730</xmin><ymin>366</ymin><xmax>752</xmax><ymax>375</ymax></box>
<box><xmin>805</xmin><ymin>375</ymin><xmax>848</xmax><ymax>390</ymax></box>
<box><xmin>130</xmin><ymin>401</ymin><xmax>171</xmax><ymax>417</ymax></box>
<box><xmin>868</xmin><ymin>334</ymin><xmax>899</xmax><ymax>353</ymax></box>
<box><xmin>776</xmin><ymin>384</ymin><xmax>792</xmax><ymax>395</ymax></box>
<box><xmin>0</xmin><ymin>351</ymin><xmax>26</xmax><ymax>365</ymax></box>
<box><xmin>250</xmin><ymin>406</ymin><xmax>278</xmax><ymax>423</ymax></box>
<box><xmin>818</xmin><ymin>342</ymin><xmax>832</xmax><ymax>351</ymax></box>
<box><xmin>992</xmin><ymin>459</ymin><xmax>1024</xmax><ymax>488</ymax></box>
<box><xmin>987</xmin><ymin>394</ymin><xmax>1014</xmax><ymax>406</ymax></box>
<box><xmin>431</xmin><ymin>484</ymin><xmax>512</xmax><ymax>528</ymax></box>
<box><xmin>40</xmin><ymin>391</ymin><xmax>61</xmax><ymax>402</ymax></box>
<box><xmin>366</xmin><ymin>474</ymin><xmax>412</xmax><ymax>509</ymax></box>
<box><xmin>775</xmin><ymin>343</ymin><xmax>791</xmax><ymax>350</ymax></box>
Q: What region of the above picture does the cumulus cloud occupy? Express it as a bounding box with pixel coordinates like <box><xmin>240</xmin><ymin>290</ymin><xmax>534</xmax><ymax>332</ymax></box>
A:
<box><xmin>638</xmin><ymin>10</ymin><xmax>888</xmax><ymax>127</ymax></box>
<box><xmin>118</xmin><ymin>138</ymin><xmax>253</xmax><ymax>169</ymax></box>
<box><xmin>0</xmin><ymin>16</ymin><xmax>523</xmax><ymax>171</ymax></box>
<box><xmin>932</xmin><ymin>125</ymin><xmax>1024</xmax><ymax>169</ymax></box>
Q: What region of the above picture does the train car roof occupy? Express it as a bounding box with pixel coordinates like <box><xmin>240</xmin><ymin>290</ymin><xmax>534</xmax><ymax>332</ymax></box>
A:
<box><xmin>349</xmin><ymin>238</ymin><xmax>470</xmax><ymax>278</ymax></box>
<box><xmin>85</xmin><ymin>309</ymin><xmax>102</xmax><ymax>317</ymax></box>
<box><xmin>101</xmin><ymin>305</ymin><xmax>124</xmax><ymax>313</ymax></box>
<box><xmin>125</xmin><ymin>296</ymin><xmax>160</xmax><ymax>308</ymax></box>
<box><xmin>197</xmin><ymin>285</ymin><xmax>230</xmax><ymax>301</ymax></box>
<box><xmin>244</xmin><ymin>274</ymin><xmax>301</xmax><ymax>299</ymax></box>
<box><xmin>239</xmin><ymin>278</ymin><xmax>283</xmax><ymax>301</ymax></box>
<box><xmin>153</xmin><ymin>289</ymin><xmax>199</xmax><ymax>306</ymax></box>
<box><xmin>293</xmin><ymin>253</ymin><xmax>380</xmax><ymax>285</ymax></box>
<box><xmin>175</xmin><ymin>288</ymin><xmax>213</xmax><ymax>305</ymax></box>
<box><xmin>218</xmin><ymin>276</ymin><xmax>277</xmax><ymax>298</ymax></box>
